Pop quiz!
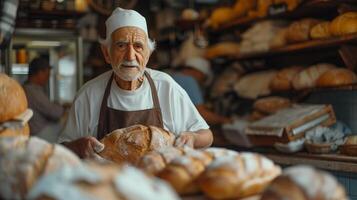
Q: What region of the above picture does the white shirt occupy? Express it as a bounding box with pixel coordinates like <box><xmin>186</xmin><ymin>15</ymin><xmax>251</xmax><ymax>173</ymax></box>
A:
<box><xmin>58</xmin><ymin>69</ymin><xmax>209</xmax><ymax>143</ymax></box>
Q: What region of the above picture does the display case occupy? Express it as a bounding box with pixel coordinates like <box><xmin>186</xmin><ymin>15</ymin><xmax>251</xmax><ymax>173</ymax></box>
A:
<box><xmin>3</xmin><ymin>28</ymin><xmax>83</xmax><ymax>104</ymax></box>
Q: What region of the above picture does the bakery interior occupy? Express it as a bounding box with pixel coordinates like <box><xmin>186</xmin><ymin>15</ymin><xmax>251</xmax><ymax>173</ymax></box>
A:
<box><xmin>1</xmin><ymin>0</ymin><xmax>357</xmax><ymax>199</ymax></box>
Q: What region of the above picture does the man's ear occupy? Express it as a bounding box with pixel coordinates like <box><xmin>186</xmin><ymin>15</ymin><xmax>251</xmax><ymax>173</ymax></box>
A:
<box><xmin>100</xmin><ymin>44</ymin><xmax>111</xmax><ymax>64</ymax></box>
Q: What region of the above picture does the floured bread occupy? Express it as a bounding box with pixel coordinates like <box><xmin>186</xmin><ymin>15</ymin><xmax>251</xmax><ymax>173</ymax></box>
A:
<box><xmin>198</xmin><ymin>152</ymin><xmax>281</xmax><ymax>199</ymax></box>
<box><xmin>99</xmin><ymin>124</ymin><xmax>175</xmax><ymax>165</ymax></box>
<box><xmin>28</xmin><ymin>162</ymin><xmax>180</xmax><ymax>200</ymax></box>
<box><xmin>157</xmin><ymin>146</ymin><xmax>214</xmax><ymax>195</ymax></box>
<box><xmin>261</xmin><ymin>165</ymin><xmax>347</xmax><ymax>200</ymax></box>
<box><xmin>0</xmin><ymin>136</ymin><xmax>81</xmax><ymax>199</ymax></box>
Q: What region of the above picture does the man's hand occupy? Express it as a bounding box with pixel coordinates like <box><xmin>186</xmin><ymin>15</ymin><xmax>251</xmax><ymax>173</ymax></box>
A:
<box><xmin>62</xmin><ymin>136</ymin><xmax>105</xmax><ymax>159</ymax></box>
<box><xmin>174</xmin><ymin>132</ymin><xmax>195</xmax><ymax>148</ymax></box>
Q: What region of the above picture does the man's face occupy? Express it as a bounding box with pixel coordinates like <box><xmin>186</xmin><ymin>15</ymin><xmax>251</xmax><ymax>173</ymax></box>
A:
<box><xmin>105</xmin><ymin>27</ymin><xmax>150</xmax><ymax>81</ymax></box>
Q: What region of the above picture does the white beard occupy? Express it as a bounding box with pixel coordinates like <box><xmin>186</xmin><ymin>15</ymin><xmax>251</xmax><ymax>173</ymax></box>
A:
<box><xmin>112</xmin><ymin>60</ymin><xmax>145</xmax><ymax>81</ymax></box>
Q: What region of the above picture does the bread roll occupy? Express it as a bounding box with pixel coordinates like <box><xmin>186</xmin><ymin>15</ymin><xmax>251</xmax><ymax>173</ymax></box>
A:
<box><xmin>316</xmin><ymin>68</ymin><xmax>357</xmax><ymax>87</ymax></box>
<box><xmin>99</xmin><ymin>124</ymin><xmax>175</xmax><ymax>165</ymax></box>
<box><xmin>310</xmin><ymin>21</ymin><xmax>331</xmax><ymax>39</ymax></box>
<box><xmin>286</xmin><ymin>18</ymin><xmax>321</xmax><ymax>43</ymax></box>
<box><xmin>261</xmin><ymin>165</ymin><xmax>347</xmax><ymax>200</ymax></box>
<box><xmin>0</xmin><ymin>136</ymin><xmax>81</xmax><ymax>199</ymax></box>
<box><xmin>157</xmin><ymin>146</ymin><xmax>213</xmax><ymax>195</ymax></box>
<box><xmin>270</xmin><ymin>66</ymin><xmax>304</xmax><ymax>91</ymax></box>
<box><xmin>234</xmin><ymin>70</ymin><xmax>277</xmax><ymax>99</ymax></box>
<box><xmin>204</xmin><ymin>42</ymin><xmax>240</xmax><ymax>59</ymax></box>
<box><xmin>0</xmin><ymin>73</ymin><xmax>28</xmax><ymax>122</ymax></box>
<box><xmin>233</xmin><ymin>0</ymin><xmax>257</xmax><ymax>17</ymax></box>
<box><xmin>198</xmin><ymin>152</ymin><xmax>281</xmax><ymax>199</ymax></box>
<box><xmin>28</xmin><ymin>162</ymin><xmax>180</xmax><ymax>200</ymax></box>
<box><xmin>253</xmin><ymin>96</ymin><xmax>291</xmax><ymax>114</ymax></box>
<box><xmin>209</xmin><ymin>7</ymin><xmax>237</xmax><ymax>28</ymax></box>
<box><xmin>330</xmin><ymin>12</ymin><xmax>357</xmax><ymax>36</ymax></box>
<box><xmin>292</xmin><ymin>63</ymin><xmax>336</xmax><ymax>90</ymax></box>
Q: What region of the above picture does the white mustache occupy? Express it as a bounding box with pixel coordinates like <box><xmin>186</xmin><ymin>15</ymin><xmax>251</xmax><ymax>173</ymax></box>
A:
<box><xmin>120</xmin><ymin>60</ymin><xmax>139</xmax><ymax>67</ymax></box>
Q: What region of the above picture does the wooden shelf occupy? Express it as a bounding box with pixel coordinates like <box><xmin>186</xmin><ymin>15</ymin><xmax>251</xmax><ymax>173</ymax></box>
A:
<box><xmin>208</xmin><ymin>0</ymin><xmax>357</xmax><ymax>33</ymax></box>
<box><xmin>234</xmin><ymin>34</ymin><xmax>357</xmax><ymax>60</ymax></box>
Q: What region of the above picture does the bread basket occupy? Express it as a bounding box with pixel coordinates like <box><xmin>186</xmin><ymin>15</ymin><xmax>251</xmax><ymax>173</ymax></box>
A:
<box><xmin>339</xmin><ymin>145</ymin><xmax>357</xmax><ymax>156</ymax></box>
<box><xmin>305</xmin><ymin>141</ymin><xmax>332</xmax><ymax>154</ymax></box>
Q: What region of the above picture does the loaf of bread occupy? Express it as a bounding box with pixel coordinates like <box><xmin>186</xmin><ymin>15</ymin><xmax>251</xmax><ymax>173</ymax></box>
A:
<box><xmin>137</xmin><ymin>146</ymin><xmax>184</xmax><ymax>175</ymax></box>
<box><xmin>198</xmin><ymin>152</ymin><xmax>281</xmax><ymax>199</ymax></box>
<box><xmin>330</xmin><ymin>12</ymin><xmax>357</xmax><ymax>36</ymax></box>
<box><xmin>233</xmin><ymin>0</ymin><xmax>257</xmax><ymax>17</ymax></box>
<box><xmin>208</xmin><ymin>7</ymin><xmax>237</xmax><ymax>28</ymax></box>
<box><xmin>261</xmin><ymin>165</ymin><xmax>347</xmax><ymax>200</ymax></box>
<box><xmin>270</xmin><ymin>28</ymin><xmax>288</xmax><ymax>48</ymax></box>
<box><xmin>234</xmin><ymin>70</ymin><xmax>277</xmax><ymax>99</ymax></box>
<box><xmin>253</xmin><ymin>96</ymin><xmax>291</xmax><ymax>114</ymax></box>
<box><xmin>270</xmin><ymin>66</ymin><xmax>304</xmax><ymax>91</ymax></box>
<box><xmin>0</xmin><ymin>73</ymin><xmax>30</xmax><ymax>137</ymax></box>
<box><xmin>248</xmin><ymin>0</ymin><xmax>274</xmax><ymax>18</ymax></box>
<box><xmin>286</xmin><ymin>18</ymin><xmax>321</xmax><ymax>43</ymax></box>
<box><xmin>274</xmin><ymin>0</ymin><xmax>302</xmax><ymax>11</ymax></box>
<box><xmin>0</xmin><ymin>136</ymin><xmax>81</xmax><ymax>199</ymax></box>
<box><xmin>28</xmin><ymin>162</ymin><xmax>180</xmax><ymax>200</ymax></box>
<box><xmin>99</xmin><ymin>124</ymin><xmax>175</xmax><ymax>165</ymax></box>
<box><xmin>292</xmin><ymin>63</ymin><xmax>336</xmax><ymax>90</ymax></box>
<box><xmin>204</xmin><ymin>42</ymin><xmax>240</xmax><ymax>59</ymax></box>
<box><xmin>316</xmin><ymin>68</ymin><xmax>357</xmax><ymax>87</ymax></box>
<box><xmin>310</xmin><ymin>21</ymin><xmax>331</xmax><ymax>39</ymax></box>
<box><xmin>157</xmin><ymin>146</ymin><xmax>213</xmax><ymax>195</ymax></box>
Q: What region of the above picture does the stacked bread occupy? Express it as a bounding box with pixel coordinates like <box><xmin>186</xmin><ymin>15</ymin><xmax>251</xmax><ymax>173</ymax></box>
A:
<box><xmin>0</xmin><ymin>136</ymin><xmax>81</xmax><ymax>199</ymax></box>
<box><xmin>270</xmin><ymin>66</ymin><xmax>304</xmax><ymax>91</ymax></box>
<box><xmin>330</xmin><ymin>12</ymin><xmax>357</xmax><ymax>36</ymax></box>
<box><xmin>0</xmin><ymin>73</ymin><xmax>31</xmax><ymax>137</ymax></box>
<box><xmin>261</xmin><ymin>165</ymin><xmax>347</xmax><ymax>200</ymax></box>
<box><xmin>27</xmin><ymin>162</ymin><xmax>180</xmax><ymax>200</ymax></box>
<box><xmin>99</xmin><ymin>124</ymin><xmax>175</xmax><ymax>165</ymax></box>
<box><xmin>286</xmin><ymin>18</ymin><xmax>321</xmax><ymax>43</ymax></box>
<box><xmin>198</xmin><ymin>151</ymin><xmax>281</xmax><ymax>199</ymax></box>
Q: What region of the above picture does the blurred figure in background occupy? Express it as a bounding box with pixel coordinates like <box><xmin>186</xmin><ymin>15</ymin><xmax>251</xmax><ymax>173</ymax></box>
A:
<box><xmin>170</xmin><ymin>57</ymin><xmax>232</xmax><ymax>126</ymax></box>
<box><xmin>23</xmin><ymin>57</ymin><xmax>64</xmax><ymax>142</ymax></box>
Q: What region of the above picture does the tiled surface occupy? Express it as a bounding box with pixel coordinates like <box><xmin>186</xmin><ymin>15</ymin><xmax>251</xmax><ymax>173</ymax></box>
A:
<box><xmin>304</xmin><ymin>90</ymin><xmax>357</xmax><ymax>132</ymax></box>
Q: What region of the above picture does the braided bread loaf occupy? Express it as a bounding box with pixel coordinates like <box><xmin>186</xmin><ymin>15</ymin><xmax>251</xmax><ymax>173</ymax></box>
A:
<box><xmin>157</xmin><ymin>146</ymin><xmax>214</xmax><ymax>195</ymax></box>
<box><xmin>0</xmin><ymin>136</ymin><xmax>81</xmax><ymax>199</ymax></box>
<box><xmin>99</xmin><ymin>124</ymin><xmax>175</xmax><ymax>165</ymax></box>
<box><xmin>261</xmin><ymin>165</ymin><xmax>347</xmax><ymax>200</ymax></box>
<box><xmin>198</xmin><ymin>152</ymin><xmax>281</xmax><ymax>199</ymax></box>
<box><xmin>28</xmin><ymin>162</ymin><xmax>180</xmax><ymax>200</ymax></box>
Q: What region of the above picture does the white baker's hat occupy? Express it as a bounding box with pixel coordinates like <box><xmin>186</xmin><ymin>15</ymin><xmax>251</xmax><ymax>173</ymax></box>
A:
<box><xmin>103</xmin><ymin>7</ymin><xmax>148</xmax><ymax>42</ymax></box>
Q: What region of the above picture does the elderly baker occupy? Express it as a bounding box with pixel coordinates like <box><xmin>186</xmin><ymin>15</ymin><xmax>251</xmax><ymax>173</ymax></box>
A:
<box><xmin>58</xmin><ymin>7</ymin><xmax>213</xmax><ymax>158</ymax></box>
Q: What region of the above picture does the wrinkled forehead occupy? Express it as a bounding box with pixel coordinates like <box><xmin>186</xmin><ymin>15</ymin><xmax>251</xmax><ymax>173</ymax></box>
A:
<box><xmin>111</xmin><ymin>27</ymin><xmax>147</xmax><ymax>43</ymax></box>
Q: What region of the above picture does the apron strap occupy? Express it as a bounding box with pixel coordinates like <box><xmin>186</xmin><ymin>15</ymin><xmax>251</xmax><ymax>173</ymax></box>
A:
<box><xmin>97</xmin><ymin>73</ymin><xmax>114</xmax><ymax>137</ymax></box>
<box><xmin>144</xmin><ymin>71</ymin><xmax>161</xmax><ymax>110</ymax></box>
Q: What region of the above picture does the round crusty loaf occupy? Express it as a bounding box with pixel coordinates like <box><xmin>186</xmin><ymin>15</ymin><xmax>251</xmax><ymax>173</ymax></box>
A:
<box><xmin>316</xmin><ymin>68</ymin><xmax>357</xmax><ymax>87</ymax></box>
<box><xmin>157</xmin><ymin>146</ymin><xmax>213</xmax><ymax>195</ymax></box>
<box><xmin>99</xmin><ymin>124</ymin><xmax>175</xmax><ymax>165</ymax></box>
<box><xmin>270</xmin><ymin>66</ymin><xmax>304</xmax><ymax>91</ymax></box>
<box><xmin>28</xmin><ymin>162</ymin><xmax>180</xmax><ymax>200</ymax></box>
<box><xmin>310</xmin><ymin>21</ymin><xmax>331</xmax><ymax>39</ymax></box>
<box><xmin>292</xmin><ymin>63</ymin><xmax>336</xmax><ymax>90</ymax></box>
<box><xmin>286</xmin><ymin>18</ymin><xmax>321</xmax><ymax>43</ymax></box>
<box><xmin>253</xmin><ymin>96</ymin><xmax>292</xmax><ymax>114</ymax></box>
<box><xmin>0</xmin><ymin>73</ymin><xmax>28</xmax><ymax>122</ymax></box>
<box><xmin>198</xmin><ymin>152</ymin><xmax>281</xmax><ymax>200</ymax></box>
<box><xmin>330</xmin><ymin>12</ymin><xmax>357</xmax><ymax>36</ymax></box>
<box><xmin>204</xmin><ymin>42</ymin><xmax>240</xmax><ymax>59</ymax></box>
<box><xmin>0</xmin><ymin>136</ymin><xmax>81</xmax><ymax>199</ymax></box>
<box><xmin>261</xmin><ymin>165</ymin><xmax>347</xmax><ymax>200</ymax></box>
